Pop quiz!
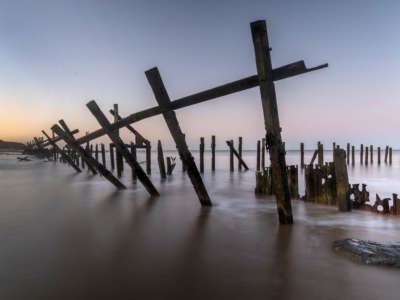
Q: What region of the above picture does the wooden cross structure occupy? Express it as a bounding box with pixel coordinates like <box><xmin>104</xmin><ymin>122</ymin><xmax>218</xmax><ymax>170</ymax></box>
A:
<box><xmin>37</xmin><ymin>20</ymin><xmax>327</xmax><ymax>224</ymax></box>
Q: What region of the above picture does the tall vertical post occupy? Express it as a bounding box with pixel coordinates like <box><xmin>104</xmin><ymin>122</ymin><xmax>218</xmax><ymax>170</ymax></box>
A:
<box><xmin>229</xmin><ymin>139</ymin><xmax>234</xmax><ymax>172</ymax></box>
<box><xmin>334</xmin><ymin>148</ymin><xmax>351</xmax><ymax>212</ymax></box>
<box><xmin>114</xmin><ymin>104</ymin><xmax>124</xmax><ymax>177</ymax></box>
<box><xmin>365</xmin><ymin>146</ymin><xmax>368</xmax><ymax>166</ymax></box>
<box><xmin>211</xmin><ymin>135</ymin><xmax>216</xmax><ymax>172</ymax></box>
<box><xmin>332</xmin><ymin>142</ymin><xmax>336</xmax><ymax>161</ymax></box>
<box><xmin>256</xmin><ymin>140</ymin><xmax>261</xmax><ymax>171</ymax></box>
<box><xmin>110</xmin><ymin>144</ymin><xmax>115</xmax><ymax>170</ymax></box>
<box><xmin>157</xmin><ymin>140</ymin><xmax>166</xmax><ymax>179</ymax></box>
<box><xmin>131</xmin><ymin>142</ymin><xmax>137</xmax><ymax>182</ymax></box>
<box><xmin>101</xmin><ymin>143</ymin><xmax>106</xmax><ymax>167</ymax></box>
<box><xmin>346</xmin><ymin>143</ymin><xmax>350</xmax><ymax>164</ymax></box>
<box><xmin>261</xmin><ymin>138</ymin><xmax>265</xmax><ymax>169</ymax></box>
<box><xmin>251</xmin><ymin>20</ymin><xmax>293</xmax><ymax>224</ymax></box>
<box><xmin>385</xmin><ymin>145</ymin><xmax>389</xmax><ymax>163</ymax></box>
<box><xmin>370</xmin><ymin>145</ymin><xmax>373</xmax><ymax>164</ymax></box>
<box><xmin>378</xmin><ymin>146</ymin><xmax>381</xmax><ymax>165</ymax></box>
<box><xmin>318</xmin><ymin>142</ymin><xmax>323</xmax><ymax>166</ymax></box>
<box><xmin>95</xmin><ymin>144</ymin><xmax>99</xmax><ymax>162</ymax></box>
<box><xmin>146</xmin><ymin>142</ymin><xmax>151</xmax><ymax>175</ymax></box>
<box><xmin>238</xmin><ymin>137</ymin><xmax>243</xmax><ymax>171</ymax></box>
<box><xmin>200</xmin><ymin>137</ymin><xmax>205</xmax><ymax>173</ymax></box>
<box><xmin>351</xmin><ymin>145</ymin><xmax>355</xmax><ymax>166</ymax></box>
<box><xmin>389</xmin><ymin>147</ymin><xmax>392</xmax><ymax>165</ymax></box>
<box><xmin>360</xmin><ymin>144</ymin><xmax>364</xmax><ymax>165</ymax></box>
<box><xmin>300</xmin><ymin>142</ymin><xmax>304</xmax><ymax>168</ymax></box>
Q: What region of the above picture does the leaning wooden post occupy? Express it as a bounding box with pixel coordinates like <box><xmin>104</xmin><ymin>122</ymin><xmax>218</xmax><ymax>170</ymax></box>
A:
<box><xmin>229</xmin><ymin>139</ymin><xmax>234</xmax><ymax>172</ymax></box>
<box><xmin>157</xmin><ymin>140</ymin><xmax>167</xmax><ymax>179</ymax></box>
<box><xmin>334</xmin><ymin>148</ymin><xmax>351</xmax><ymax>212</ymax></box>
<box><xmin>101</xmin><ymin>143</ymin><xmax>106</xmax><ymax>167</ymax></box>
<box><xmin>389</xmin><ymin>147</ymin><xmax>392</xmax><ymax>164</ymax></box>
<box><xmin>377</xmin><ymin>146</ymin><xmax>381</xmax><ymax>165</ymax></box>
<box><xmin>110</xmin><ymin>143</ymin><xmax>115</xmax><ymax>170</ymax></box>
<box><xmin>211</xmin><ymin>135</ymin><xmax>216</xmax><ymax>171</ymax></box>
<box><xmin>130</xmin><ymin>142</ymin><xmax>137</xmax><ymax>182</ymax></box>
<box><xmin>385</xmin><ymin>145</ymin><xmax>389</xmax><ymax>163</ymax></box>
<box><xmin>238</xmin><ymin>136</ymin><xmax>243</xmax><ymax>171</ymax></box>
<box><xmin>346</xmin><ymin>143</ymin><xmax>350</xmax><ymax>164</ymax></box>
<box><xmin>226</xmin><ymin>140</ymin><xmax>249</xmax><ymax>171</ymax></box>
<box><xmin>146</xmin><ymin>142</ymin><xmax>151</xmax><ymax>175</ymax></box>
<box><xmin>113</xmin><ymin>104</ymin><xmax>124</xmax><ymax>177</ymax></box>
<box><xmin>251</xmin><ymin>20</ymin><xmax>293</xmax><ymax>224</ymax></box>
<box><xmin>145</xmin><ymin>67</ymin><xmax>212</xmax><ymax>206</ymax></box>
<box><xmin>365</xmin><ymin>146</ymin><xmax>368</xmax><ymax>166</ymax></box>
<box><xmin>360</xmin><ymin>144</ymin><xmax>364</xmax><ymax>164</ymax></box>
<box><xmin>256</xmin><ymin>140</ymin><xmax>261</xmax><ymax>171</ymax></box>
<box><xmin>300</xmin><ymin>142</ymin><xmax>304</xmax><ymax>168</ymax></box>
<box><xmin>41</xmin><ymin>130</ymin><xmax>81</xmax><ymax>173</ymax></box>
<box><xmin>351</xmin><ymin>145</ymin><xmax>355</xmax><ymax>166</ymax></box>
<box><xmin>86</xmin><ymin>101</ymin><xmax>159</xmax><ymax>196</ymax></box>
<box><xmin>261</xmin><ymin>138</ymin><xmax>266</xmax><ymax>169</ymax></box>
<box><xmin>200</xmin><ymin>137</ymin><xmax>205</xmax><ymax>173</ymax></box>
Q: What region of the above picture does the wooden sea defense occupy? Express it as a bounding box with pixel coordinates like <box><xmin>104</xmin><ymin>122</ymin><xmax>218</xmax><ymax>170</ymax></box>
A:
<box><xmin>317</xmin><ymin>142</ymin><xmax>323</xmax><ymax>166</ymax></box>
<box><xmin>211</xmin><ymin>135</ymin><xmax>216</xmax><ymax>171</ymax></box>
<box><xmin>157</xmin><ymin>140</ymin><xmax>166</xmax><ymax>179</ymax></box>
<box><xmin>95</xmin><ymin>144</ymin><xmax>99</xmax><ymax>162</ymax></box>
<box><xmin>229</xmin><ymin>139</ymin><xmax>234</xmax><ymax>172</ymax></box>
<box><xmin>41</xmin><ymin>130</ymin><xmax>81</xmax><ymax>173</ymax></box>
<box><xmin>113</xmin><ymin>104</ymin><xmax>124</xmax><ymax>178</ymax></box>
<box><xmin>370</xmin><ymin>145</ymin><xmax>373</xmax><ymax>164</ymax></box>
<box><xmin>346</xmin><ymin>143</ymin><xmax>350</xmax><ymax>164</ymax></box>
<box><xmin>385</xmin><ymin>145</ymin><xmax>389</xmax><ymax>163</ymax></box>
<box><xmin>255</xmin><ymin>170</ymin><xmax>269</xmax><ymax>194</ymax></box>
<box><xmin>351</xmin><ymin>145</ymin><xmax>355</xmax><ymax>166</ymax></box>
<box><xmin>238</xmin><ymin>136</ymin><xmax>243</xmax><ymax>171</ymax></box>
<box><xmin>166</xmin><ymin>157</ymin><xmax>176</xmax><ymax>175</ymax></box>
<box><xmin>101</xmin><ymin>143</ymin><xmax>106</xmax><ymax>167</ymax></box>
<box><xmin>389</xmin><ymin>147</ymin><xmax>393</xmax><ymax>164</ymax></box>
<box><xmin>256</xmin><ymin>140</ymin><xmax>261</xmax><ymax>171</ymax></box>
<box><xmin>300</xmin><ymin>142</ymin><xmax>304</xmax><ymax>168</ymax></box>
<box><xmin>110</xmin><ymin>143</ymin><xmax>115</xmax><ymax>170</ymax></box>
<box><xmin>334</xmin><ymin>148</ymin><xmax>351</xmax><ymax>212</ymax></box>
<box><xmin>145</xmin><ymin>67</ymin><xmax>211</xmax><ymax>206</ymax></box>
<box><xmin>365</xmin><ymin>146</ymin><xmax>368</xmax><ymax>166</ymax></box>
<box><xmin>226</xmin><ymin>140</ymin><xmax>249</xmax><ymax>171</ymax></box>
<box><xmin>392</xmin><ymin>193</ymin><xmax>400</xmax><ymax>215</ymax></box>
<box><xmin>360</xmin><ymin>144</ymin><xmax>364</xmax><ymax>165</ymax></box>
<box><xmin>130</xmin><ymin>142</ymin><xmax>137</xmax><ymax>182</ymax></box>
<box><xmin>251</xmin><ymin>20</ymin><xmax>294</xmax><ymax>224</ymax></box>
<box><xmin>287</xmin><ymin>165</ymin><xmax>299</xmax><ymax>199</ymax></box>
<box><xmin>146</xmin><ymin>142</ymin><xmax>151</xmax><ymax>175</ymax></box>
<box><xmin>86</xmin><ymin>101</ymin><xmax>159</xmax><ymax>196</ymax></box>
<box><xmin>200</xmin><ymin>137</ymin><xmax>205</xmax><ymax>173</ymax></box>
<box><xmin>310</xmin><ymin>149</ymin><xmax>318</xmax><ymax>165</ymax></box>
<box><xmin>261</xmin><ymin>138</ymin><xmax>265</xmax><ymax>170</ymax></box>
<box><xmin>40</xmin><ymin>129</ymin><xmax>79</xmax><ymax>147</ymax></box>
<box><xmin>378</xmin><ymin>147</ymin><xmax>381</xmax><ymax>165</ymax></box>
<box><xmin>304</xmin><ymin>163</ymin><xmax>336</xmax><ymax>205</ymax></box>
<box><xmin>256</xmin><ymin>166</ymin><xmax>298</xmax><ymax>198</ymax></box>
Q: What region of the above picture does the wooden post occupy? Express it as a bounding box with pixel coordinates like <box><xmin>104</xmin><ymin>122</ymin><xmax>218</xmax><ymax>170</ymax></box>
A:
<box><xmin>146</xmin><ymin>142</ymin><xmax>151</xmax><ymax>175</ymax></box>
<box><xmin>200</xmin><ymin>137</ymin><xmax>205</xmax><ymax>173</ymax></box>
<box><xmin>389</xmin><ymin>147</ymin><xmax>392</xmax><ymax>164</ymax></box>
<box><xmin>261</xmin><ymin>138</ymin><xmax>266</xmax><ymax>169</ymax></box>
<box><xmin>166</xmin><ymin>157</ymin><xmax>176</xmax><ymax>175</ymax></box>
<box><xmin>370</xmin><ymin>145</ymin><xmax>373</xmax><ymax>164</ymax></box>
<box><xmin>300</xmin><ymin>142</ymin><xmax>304</xmax><ymax>168</ymax></box>
<box><xmin>113</xmin><ymin>104</ymin><xmax>124</xmax><ymax>177</ymax></box>
<box><xmin>41</xmin><ymin>131</ymin><xmax>81</xmax><ymax>173</ymax></box>
<box><xmin>365</xmin><ymin>146</ymin><xmax>368</xmax><ymax>166</ymax></box>
<box><xmin>360</xmin><ymin>144</ymin><xmax>364</xmax><ymax>164</ymax></box>
<box><xmin>385</xmin><ymin>145</ymin><xmax>389</xmax><ymax>163</ymax></box>
<box><xmin>110</xmin><ymin>144</ymin><xmax>115</xmax><ymax>170</ymax></box>
<box><xmin>251</xmin><ymin>20</ymin><xmax>293</xmax><ymax>224</ymax></box>
<box><xmin>334</xmin><ymin>148</ymin><xmax>351</xmax><ymax>212</ymax></box>
<box><xmin>378</xmin><ymin>146</ymin><xmax>381</xmax><ymax>165</ymax></box>
<box><xmin>101</xmin><ymin>143</ymin><xmax>106</xmax><ymax>167</ymax></box>
<box><xmin>226</xmin><ymin>140</ymin><xmax>249</xmax><ymax>171</ymax></box>
<box><xmin>351</xmin><ymin>145</ymin><xmax>355</xmax><ymax>166</ymax></box>
<box><xmin>333</xmin><ymin>142</ymin><xmax>336</xmax><ymax>161</ymax></box>
<box><xmin>130</xmin><ymin>142</ymin><xmax>137</xmax><ymax>182</ymax></box>
<box><xmin>318</xmin><ymin>142</ymin><xmax>323</xmax><ymax>166</ymax></box>
<box><xmin>346</xmin><ymin>143</ymin><xmax>350</xmax><ymax>164</ymax></box>
<box><xmin>229</xmin><ymin>139</ymin><xmax>234</xmax><ymax>172</ymax></box>
<box><xmin>95</xmin><ymin>144</ymin><xmax>99</xmax><ymax>162</ymax></box>
<box><xmin>238</xmin><ymin>137</ymin><xmax>243</xmax><ymax>171</ymax></box>
<box><xmin>211</xmin><ymin>135</ymin><xmax>216</xmax><ymax>171</ymax></box>
<box><xmin>86</xmin><ymin>101</ymin><xmax>159</xmax><ymax>196</ymax></box>
<box><xmin>145</xmin><ymin>67</ymin><xmax>212</xmax><ymax>206</ymax></box>
<box><xmin>181</xmin><ymin>135</ymin><xmax>187</xmax><ymax>172</ymax></box>
<box><xmin>256</xmin><ymin>140</ymin><xmax>261</xmax><ymax>171</ymax></box>
<box><xmin>157</xmin><ymin>140</ymin><xmax>167</xmax><ymax>179</ymax></box>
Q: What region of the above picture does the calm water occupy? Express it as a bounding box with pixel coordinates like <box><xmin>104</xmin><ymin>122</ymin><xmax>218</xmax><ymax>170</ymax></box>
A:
<box><xmin>0</xmin><ymin>150</ymin><xmax>400</xmax><ymax>299</ymax></box>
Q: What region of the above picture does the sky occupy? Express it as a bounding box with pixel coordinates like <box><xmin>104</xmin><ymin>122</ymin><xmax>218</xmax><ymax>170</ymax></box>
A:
<box><xmin>0</xmin><ymin>0</ymin><xmax>400</xmax><ymax>150</ymax></box>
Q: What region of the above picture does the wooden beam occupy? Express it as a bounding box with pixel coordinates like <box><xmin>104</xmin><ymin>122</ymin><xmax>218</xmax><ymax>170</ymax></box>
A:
<box><xmin>145</xmin><ymin>67</ymin><xmax>212</xmax><ymax>206</ymax></box>
<box><xmin>226</xmin><ymin>140</ymin><xmax>249</xmax><ymax>171</ymax></box>
<box><xmin>86</xmin><ymin>101</ymin><xmax>159</xmax><ymax>196</ymax></box>
<box><xmin>251</xmin><ymin>20</ymin><xmax>293</xmax><ymax>224</ymax></box>
<box><xmin>41</xmin><ymin>130</ymin><xmax>81</xmax><ymax>172</ymax></box>
<box><xmin>41</xmin><ymin>129</ymin><xmax>79</xmax><ymax>147</ymax></box>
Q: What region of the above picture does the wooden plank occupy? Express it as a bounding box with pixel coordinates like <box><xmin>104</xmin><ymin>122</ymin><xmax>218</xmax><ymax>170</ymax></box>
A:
<box><xmin>226</xmin><ymin>140</ymin><xmax>249</xmax><ymax>171</ymax></box>
<box><xmin>157</xmin><ymin>140</ymin><xmax>166</xmax><ymax>179</ymax></box>
<box><xmin>41</xmin><ymin>129</ymin><xmax>79</xmax><ymax>147</ymax></box>
<box><xmin>86</xmin><ymin>101</ymin><xmax>159</xmax><ymax>196</ymax></box>
<box><xmin>41</xmin><ymin>130</ymin><xmax>81</xmax><ymax>172</ymax></box>
<box><xmin>145</xmin><ymin>67</ymin><xmax>212</xmax><ymax>206</ymax></box>
<box><xmin>251</xmin><ymin>20</ymin><xmax>293</xmax><ymax>224</ymax></box>
<box><xmin>52</xmin><ymin>123</ymin><xmax>126</xmax><ymax>189</ymax></box>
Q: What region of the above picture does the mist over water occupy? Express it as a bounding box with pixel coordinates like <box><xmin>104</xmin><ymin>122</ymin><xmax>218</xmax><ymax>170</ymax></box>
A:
<box><xmin>1</xmin><ymin>150</ymin><xmax>400</xmax><ymax>299</ymax></box>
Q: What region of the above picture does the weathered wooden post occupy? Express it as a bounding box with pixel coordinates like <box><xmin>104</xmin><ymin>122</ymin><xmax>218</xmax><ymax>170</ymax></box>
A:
<box><xmin>334</xmin><ymin>148</ymin><xmax>351</xmax><ymax>212</ymax></box>
<box><xmin>95</xmin><ymin>144</ymin><xmax>99</xmax><ymax>162</ymax></box>
<box><xmin>365</xmin><ymin>146</ymin><xmax>368</xmax><ymax>166</ymax></box>
<box><xmin>86</xmin><ymin>101</ymin><xmax>159</xmax><ymax>196</ymax></box>
<box><xmin>389</xmin><ymin>147</ymin><xmax>392</xmax><ymax>164</ymax></box>
<box><xmin>181</xmin><ymin>135</ymin><xmax>187</xmax><ymax>172</ymax></box>
<box><xmin>238</xmin><ymin>136</ymin><xmax>243</xmax><ymax>171</ymax></box>
<box><xmin>317</xmin><ymin>142</ymin><xmax>323</xmax><ymax>166</ymax></box>
<box><xmin>130</xmin><ymin>142</ymin><xmax>137</xmax><ymax>182</ymax></box>
<box><xmin>110</xmin><ymin>144</ymin><xmax>115</xmax><ymax>170</ymax></box>
<box><xmin>370</xmin><ymin>145</ymin><xmax>373</xmax><ymax>164</ymax></box>
<box><xmin>261</xmin><ymin>138</ymin><xmax>265</xmax><ymax>170</ymax></box>
<box><xmin>146</xmin><ymin>142</ymin><xmax>151</xmax><ymax>175</ymax></box>
<box><xmin>157</xmin><ymin>140</ymin><xmax>166</xmax><ymax>179</ymax></box>
<box><xmin>360</xmin><ymin>144</ymin><xmax>364</xmax><ymax>164</ymax></box>
<box><xmin>351</xmin><ymin>145</ymin><xmax>355</xmax><ymax>166</ymax></box>
<box><xmin>346</xmin><ymin>143</ymin><xmax>350</xmax><ymax>164</ymax></box>
<box><xmin>385</xmin><ymin>145</ymin><xmax>389</xmax><ymax>163</ymax></box>
<box><xmin>90</xmin><ymin>144</ymin><xmax>93</xmax><ymax>157</ymax></box>
<box><xmin>251</xmin><ymin>20</ymin><xmax>293</xmax><ymax>224</ymax></box>
<box><xmin>211</xmin><ymin>135</ymin><xmax>216</xmax><ymax>171</ymax></box>
<box><xmin>332</xmin><ymin>142</ymin><xmax>336</xmax><ymax>161</ymax></box>
<box><xmin>200</xmin><ymin>137</ymin><xmax>205</xmax><ymax>173</ymax></box>
<box><xmin>113</xmin><ymin>104</ymin><xmax>124</xmax><ymax>177</ymax></box>
<box><xmin>300</xmin><ymin>142</ymin><xmax>304</xmax><ymax>168</ymax></box>
<box><xmin>145</xmin><ymin>67</ymin><xmax>212</xmax><ymax>206</ymax></box>
<box><xmin>256</xmin><ymin>140</ymin><xmax>261</xmax><ymax>171</ymax></box>
<box><xmin>101</xmin><ymin>143</ymin><xmax>106</xmax><ymax>167</ymax></box>
<box><xmin>229</xmin><ymin>139</ymin><xmax>234</xmax><ymax>172</ymax></box>
<box><xmin>378</xmin><ymin>146</ymin><xmax>381</xmax><ymax>165</ymax></box>
<box><xmin>226</xmin><ymin>140</ymin><xmax>249</xmax><ymax>171</ymax></box>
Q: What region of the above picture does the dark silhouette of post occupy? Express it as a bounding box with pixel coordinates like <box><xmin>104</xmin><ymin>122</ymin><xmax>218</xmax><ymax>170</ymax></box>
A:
<box><xmin>130</xmin><ymin>142</ymin><xmax>137</xmax><ymax>182</ymax></box>
<box><xmin>229</xmin><ymin>139</ymin><xmax>234</xmax><ymax>172</ymax></box>
<box><xmin>157</xmin><ymin>140</ymin><xmax>166</xmax><ymax>179</ymax></box>
<box><xmin>110</xmin><ymin>144</ymin><xmax>115</xmax><ymax>170</ymax></box>
<box><xmin>251</xmin><ymin>20</ymin><xmax>293</xmax><ymax>224</ymax></box>
<box><xmin>113</xmin><ymin>104</ymin><xmax>124</xmax><ymax>177</ymax></box>
<box><xmin>351</xmin><ymin>145</ymin><xmax>355</xmax><ymax>166</ymax></box>
<box><xmin>238</xmin><ymin>137</ymin><xmax>243</xmax><ymax>171</ymax></box>
<box><xmin>101</xmin><ymin>143</ymin><xmax>106</xmax><ymax>167</ymax></box>
<box><xmin>226</xmin><ymin>140</ymin><xmax>249</xmax><ymax>171</ymax></box>
<box><xmin>378</xmin><ymin>146</ymin><xmax>381</xmax><ymax>165</ymax></box>
<box><xmin>370</xmin><ymin>145</ymin><xmax>373</xmax><ymax>164</ymax></box>
<box><xmin>256</xmin><ymin>140</ymin><xmax>261</xmax><ymax>171</ymax></box>
<box><xmin>385</xmin><ymin>145</ymin><xmax>389</xmax><ymax>163</ymax></box>
<box><xmin>200</xmin><ymin>137</ymin><xmax>205</xmax><ymax>173</ymax></box>
<box><xmin>211</xmin><ymin>135</ymin><xmax>216</xmax><ymax>171</ymax></box>
<box><xmin>146</xmin><ymin>142</ymin><xmax>151</xmax><ymax>174</ymax></box>
<box><xmin>346</xmin><ymin>143</ymin><xmax>350</xmax><ymax>164</ymax></box>
<box><xmin>300</xmin><ymin>142</ymin><xmax>304</xmax><ymax>168</ymax></box>
<box><xmin>360</xmin><ymin>144</ymin><xmax>364</xmax><ymax>164</ymax></box>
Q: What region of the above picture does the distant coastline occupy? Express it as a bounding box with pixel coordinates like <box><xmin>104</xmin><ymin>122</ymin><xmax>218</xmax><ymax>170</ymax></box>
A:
<box><xmin>0</xmin><ymin>140</ymin><xmax>25</xmax><ymax>152</ymax></box>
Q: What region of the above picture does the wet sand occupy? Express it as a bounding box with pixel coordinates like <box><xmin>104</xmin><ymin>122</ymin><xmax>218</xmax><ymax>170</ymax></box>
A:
<box><xmin>1</xmin><ymin>155</ymin><xmax>400</xmax><ymax>299</ymax></box>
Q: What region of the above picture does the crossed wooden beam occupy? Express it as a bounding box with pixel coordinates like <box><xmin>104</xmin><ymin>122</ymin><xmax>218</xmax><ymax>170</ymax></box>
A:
<box><xmin>38</xmin><ymin>20</ymin><xmax>327</xmax><ymax>222</ymax></box>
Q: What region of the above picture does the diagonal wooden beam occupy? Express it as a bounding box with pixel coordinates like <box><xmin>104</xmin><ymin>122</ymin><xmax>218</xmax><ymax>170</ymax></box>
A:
<box><xmin>52</xmin><ymin>123</ymin><xmax>126</xmax><ymax>189</ymax></box>
<box><xmin>251</xmin><ymin>20</ymin><xmax>293</xmax><ymax>224</ymax></box>
<box><xmin>86</xmin><ymin>101</ymin><xmax>159</xmax><ymax>196</ymax></box>
<box><xmin>41</xmin><ymin>129</ymin><xmax>79</xmax><ymax>147</ymax></box>
<box><xmin>42</xmin><ymin>130</ymin><xmax>81</xmax><ymax>172</ymax></box>
<box><xmin>145</xmin><ymin>67</ymin><xmax>212</xmax><ymax>206</ymax></box>
<box><xmin>226</xmin><ymin>140</ymin><xmax>249</xmax><ymax>171</ymax></box>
